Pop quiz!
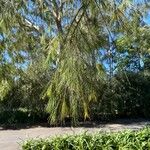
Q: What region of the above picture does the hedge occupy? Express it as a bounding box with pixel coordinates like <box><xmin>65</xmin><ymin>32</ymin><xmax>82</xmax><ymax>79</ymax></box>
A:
<box><xmin>22</xmin><ymin>127</ymin><xmax>150</xmax><ymax>150</ymax></box>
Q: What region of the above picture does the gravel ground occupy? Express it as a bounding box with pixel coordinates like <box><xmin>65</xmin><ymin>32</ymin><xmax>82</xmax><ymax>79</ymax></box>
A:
<box><xmin>0</xmin><ymin>119</ymin><xmax>150</xmax><ymax>150</ymax></box>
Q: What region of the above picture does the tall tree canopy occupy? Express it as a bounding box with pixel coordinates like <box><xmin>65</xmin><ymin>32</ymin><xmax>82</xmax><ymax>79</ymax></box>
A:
<box><xmin>0</xmin><ymin>0</ymin><xmax>150</xmax><ymax>124</ymax></box>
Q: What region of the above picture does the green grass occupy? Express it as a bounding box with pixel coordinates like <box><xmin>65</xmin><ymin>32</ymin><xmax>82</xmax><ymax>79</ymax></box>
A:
<box><xmin>22</xmin><ymin>127</ymin><xmax>150</xmax><ymax>150</ymax></box>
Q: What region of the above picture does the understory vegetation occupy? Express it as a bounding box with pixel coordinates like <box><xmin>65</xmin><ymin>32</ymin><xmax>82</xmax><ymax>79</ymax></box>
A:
<box><xmin>0</xmin><ymin>0</ymin><xmax>150</xmax><ymax>125</ymax></box>
<box><xmin>22</xmin><ymin>127</ymin><xmax>150</xmax><ymax>150</ymax></box>
<box><xmin>0</xmin><ymin>71</ymin><xmax>150</xmax><ymax>125</ymax></box>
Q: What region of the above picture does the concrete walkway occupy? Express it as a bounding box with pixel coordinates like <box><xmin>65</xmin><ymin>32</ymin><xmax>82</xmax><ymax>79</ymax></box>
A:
<box><xmin>0</xmin><ymin>119</ymin><xmax>150</xmax><ymax>150</ymax></box>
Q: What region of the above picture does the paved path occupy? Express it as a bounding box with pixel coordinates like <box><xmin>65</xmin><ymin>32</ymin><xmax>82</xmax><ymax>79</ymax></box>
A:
<box><xmin>0</xmin><ymin>119</ymin><xmax>150</xmax><ymax>150</ymax></box>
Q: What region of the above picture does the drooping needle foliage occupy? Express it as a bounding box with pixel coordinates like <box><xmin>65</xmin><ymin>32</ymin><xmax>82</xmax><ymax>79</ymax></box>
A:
<box><xmin>0</xmin><ymin>0</ymin><xmax>150</xmax><ymax>125</ymax></box>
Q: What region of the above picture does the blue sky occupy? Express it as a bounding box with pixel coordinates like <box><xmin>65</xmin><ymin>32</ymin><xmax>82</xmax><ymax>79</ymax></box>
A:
<box><xmin>144</xmin><ymin>12</ymin><xmax>150</xmax><ymax>24</ymax></box>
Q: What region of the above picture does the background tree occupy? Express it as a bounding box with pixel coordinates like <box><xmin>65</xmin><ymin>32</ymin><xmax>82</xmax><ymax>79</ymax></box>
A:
<box><xmin>0</xmin><ymin>0</ymin><xmax>150</xmax><ymax>125</ymax></box>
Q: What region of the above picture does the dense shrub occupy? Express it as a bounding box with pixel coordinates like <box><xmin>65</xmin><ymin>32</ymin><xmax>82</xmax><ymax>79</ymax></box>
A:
<box><xmin>90</xmin><ymin>72</ymin><xmax>150</xmax><ymax>121</ymax></box>
<box><xmin>22</xmin><ymin>127</ymin><xmax>150</xmax><ymax>150</ymax></box>
<box><xmin>0</xmin><ymin>109</ymin><xmax>48</xmax><ymax>125</ymax></box>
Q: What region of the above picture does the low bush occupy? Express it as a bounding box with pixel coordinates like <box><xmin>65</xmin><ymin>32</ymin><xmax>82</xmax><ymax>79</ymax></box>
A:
<box><xmin>0</xmin><ymin>109</ymin><xmax>48</xmax><ymax>125</ymax></box>
<box><xmin>22</xmin><ymin>127</ymin><xmax>150</xmax><ymax>150</ymax></box>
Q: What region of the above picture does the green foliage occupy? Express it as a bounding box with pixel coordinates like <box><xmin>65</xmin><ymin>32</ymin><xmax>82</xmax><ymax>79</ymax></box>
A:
<box><xmin>90</xmin><ymin>71</ymin><xmax>150</xmax><ymax>120</ymax></box>
<box><xmin>0</xmin><ymin>0</ymin><xmax>150</xmax><ymax>125</ymax></box>
<box><xmin>0</xmin><ymin>79</ymin><xmax>11</xmax><ymax>101</ymax></box>
<box><xmin>22</xmin><ymin>127</ymin><xmax>150</xmax><ymax>150</ymax></box>
<box><xmin>114</xmin><ymin>72</ymin><xmax>150</xmax><ymax>117</ymax></box>
<box><xmin>0</xmin><ymin>109</ymin><xmax>48</xmax><ymax>125</ymax></box>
